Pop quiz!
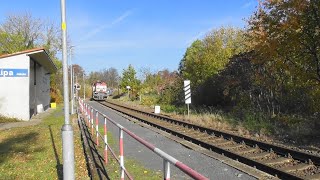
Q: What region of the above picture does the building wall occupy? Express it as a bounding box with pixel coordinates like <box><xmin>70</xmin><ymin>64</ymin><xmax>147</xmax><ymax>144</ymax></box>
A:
<box><xmin>29</xmin><ymin>59</ymin><xmax>51</xmax><ymax>117</ymax></box>
<box><xmin>0</xmin><ymin>54</ymin><xmax>30</xmax><ymax>120</ymax></box>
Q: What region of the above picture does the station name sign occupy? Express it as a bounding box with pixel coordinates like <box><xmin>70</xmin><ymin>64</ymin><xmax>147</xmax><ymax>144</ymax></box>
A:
<box><xmin>0</xmin><ymin>69</ymin><xmax>28</xmax><ymax>77</ymax></box>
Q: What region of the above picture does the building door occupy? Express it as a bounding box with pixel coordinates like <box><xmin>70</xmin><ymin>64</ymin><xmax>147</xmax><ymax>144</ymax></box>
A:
<box><xmin>29</xmin><ymin>60</ymin><xmax>36</xmax><ymax>117</ymax></box>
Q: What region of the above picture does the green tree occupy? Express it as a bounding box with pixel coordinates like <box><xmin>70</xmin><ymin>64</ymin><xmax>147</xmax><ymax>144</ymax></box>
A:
<box><xmin>120</xmin><ymin>65</ymin><xmax>140</xmax><ymax>96</ymax></box>
<box><xmin>179</xmin><ymin>27</ymin><xmax>246</xmax><ymax>90</ymax></box>
<box><xmin>0</xmin><ymin>32</ymin><xmax>26</xmax><ymax>54</ymax></box>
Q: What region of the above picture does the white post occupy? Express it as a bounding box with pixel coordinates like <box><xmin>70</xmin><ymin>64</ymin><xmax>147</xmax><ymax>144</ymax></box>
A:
<box><xmin>164</xmin><ymin>159</ymin><xmax>170</xmax><ymax>180</ymax></box>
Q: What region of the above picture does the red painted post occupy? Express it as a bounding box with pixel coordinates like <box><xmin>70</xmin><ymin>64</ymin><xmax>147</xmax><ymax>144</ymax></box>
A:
<box><xmin>80</xmin><ymin>100</ymin><xmax>82</xmax><ymax>114</ymax></box>
<box><xmin>82</xmin><ymin>100</ymin><xmax>84</xmax><ymax>115</ymax></box>
<box><xmin>87</xmin><ymin>106</ymin><xmax>90</xmax><ymax>127</ymax></box>
<box><xmin>87</xmin><ymin>105</ymin><xmax>90</xmax><ymax>127</ymax></box>
<box><xmin>119</xmin><ymin>129</ymin><xmax>124</xmax><ymax>180</ymax></box>
<box><xmin>96</xmin><ymin>111</ymin><xmax>99</xmax><ymax>146</ymax></box>
<box><xmin>91</xmin><ymin>108</ymin><xmax>94</xmax><ymax>135</ymax></box>
<box><xmin>85</xmin><ymin>104</ymin><xmax>87</xmax><ymax>120</ymax></box>
<box><xmin>86</xmin><ymin>105</ymin><xmax>89</xmax><ymax>126</ymax></box>
<box><xmin>104</xmin><ymin>117</ymin><xmax>108</xmax><ymax>164</ymax></box>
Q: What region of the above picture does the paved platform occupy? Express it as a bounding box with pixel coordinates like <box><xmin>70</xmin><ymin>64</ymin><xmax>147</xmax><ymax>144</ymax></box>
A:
<box><xmin>0</xmin><ymin>108</ymin><xmax>54</xmax><ymax>130</ymax></box>
<box><xmin>88</xmin><ymin>101</ymin><xmax>257</xmax><ymax>179</ymax></box>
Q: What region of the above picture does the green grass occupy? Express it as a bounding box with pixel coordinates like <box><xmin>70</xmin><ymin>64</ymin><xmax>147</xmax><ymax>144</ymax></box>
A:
<box><xmin>0</xmin><ymin>106</ymin><xmax>89</xmax><ymax>180</ymax></box>
<box><xmin>0</xmin><ymin>115</ymin><xmax>20</xmax><ymax>123</ymax></box>
<box><xmin>96</xmin><ymin>127</ymin><xmax>162</xmax><ymax>179</ymax></box>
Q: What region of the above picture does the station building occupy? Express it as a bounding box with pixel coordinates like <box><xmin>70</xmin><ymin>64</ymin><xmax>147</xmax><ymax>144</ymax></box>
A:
<box><xmin>0</xmin><ymin>48</ymin><xmax>57</xmax><ymax>121</ymax></box>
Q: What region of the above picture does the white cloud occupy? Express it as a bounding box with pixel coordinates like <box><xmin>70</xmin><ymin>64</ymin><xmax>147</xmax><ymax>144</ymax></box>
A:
<box><xmin>242</xmin><ymin>1</ymin><xmax>253</xmax><ymax>9</ymax></box>
<box><xmin>78</xmin><ymin>10</ymin><xmax>133</xmax><ymax>42</ymax></box>
<box><xmin>186</xmin><ymin>16</ymin><xmax>246</xmax><ymax>46</ymax></box>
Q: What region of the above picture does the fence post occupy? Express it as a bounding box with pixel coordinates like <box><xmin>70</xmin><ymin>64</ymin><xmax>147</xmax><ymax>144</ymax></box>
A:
<box><xmin>85</xmin><ymin>104</ymin><xmax>87</xmax><ymax>120</ymax></box>
<box><xmin>81</xmin><ymin>100</ymin><xmax>84</xmax><ymax>115</ymax></box>
<box><xmin>91</xmin><ymin>108</ymin><xmax>94</xmax><ymax>135</ymax></box>
<box><xmin>86</xmin><ymin>104</ymin><xmax>90</xmax><ymax>127</ymax></box>
<box><xmin>87</xmin><ymin>105</ymin><xmax>90</xmax><ymax>127</ymax></box>
<box><xmin>164</xmin><ymin>160</ymin><xmax>170</xmax><ymax>180</ymax></box>
<box><xmin>81</xmin><ymin>101</ymin><xmax>83</xmax><ymax>114</ymax></box>
<box><xmin>96</xmin><ymin>111</ymin><xmax>99</xmax><ymax>146</ymax></box>
<box><xmin>104</xmin><ymin>117</ymin><xmax>108</xmax><ymax>164</ymax></box>
<box><xmin>119</xmin><ymin>128</ymin><xmax>124</xmax><ymax>180</ymax></box>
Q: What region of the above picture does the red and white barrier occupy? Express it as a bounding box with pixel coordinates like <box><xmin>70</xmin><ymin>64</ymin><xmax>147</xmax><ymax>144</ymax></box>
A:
<box><xmin>91</xmin><ymin>108</ymin><xmax>94</xmax><ymax>135</ymax></box>
<box><xmin>96</xmin><ymin>111</ymin><xmax>99</xmax><ymax>146</ymax></box>
<box><xmin>104</xmin><ymin>117</ymin><xmax>108</xmax><ymax>164</ymax></box>
<box><xmin>80</xmin><ymin>100</ymin><xmax>208</xmax><ymax>180</ymax></box>
<box><xmin>119</xmin><ymin>128</ymin><xmax>124</xmax><ymax>180</ymax></box>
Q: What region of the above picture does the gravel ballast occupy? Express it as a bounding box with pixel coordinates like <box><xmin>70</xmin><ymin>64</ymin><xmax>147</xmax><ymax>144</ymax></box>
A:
<box><xmin>89</xmin><ymin>101</ymin><xmax>256</xmax><ymax>179</ymax></box>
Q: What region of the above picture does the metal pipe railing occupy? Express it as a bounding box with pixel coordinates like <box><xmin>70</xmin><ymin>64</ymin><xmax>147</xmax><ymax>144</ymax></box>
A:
<box><xmin>79</xmin><ymin>99</ymin><xmax>133</xmax><ymax>180</ymax></box>
<box><xmin>78</xmin><ymin>99</ymin><xmax>208</xmax><ymax>180</ymax></box>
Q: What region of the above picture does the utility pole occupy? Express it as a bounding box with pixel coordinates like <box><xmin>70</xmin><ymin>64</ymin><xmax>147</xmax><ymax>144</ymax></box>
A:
<box><xmin>60</xmin><ymin>0</ymin><xmax>75</xmax><ymax>179</ymax></box>
<box><xmin>70</xmin><ymin>47</ymin><xmax>74</xmax><ymax>114</ymax></box>
<box><xmin>70</xmin><ymin>46</ymin><xmax>75</xmax><ymax>114</ymax></box>
<box><xmin>75</xmin><ymin>75</ymin><xmax>78</xmax><ymax>100</ymax></box>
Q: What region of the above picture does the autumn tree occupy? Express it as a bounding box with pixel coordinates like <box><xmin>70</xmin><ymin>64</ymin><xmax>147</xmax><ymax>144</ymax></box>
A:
<box><xmin>179</xmin><ymin>27</ymin><xmax>246</xmax><ymax>90</ymax></box>
<box><xmin>0</xmin><ymin>13</ymin><xmax>67</xmax><ymax>103</ymax></box>
<box><xmin>0</xmin><ymin>13</ymin><xmax>62</xmax><ymax>56</ymax></box>
<box><xmin>247</xmin><ymin>0</ymin><xmax>320</xmax><ymax>84</ymax></box>
<box><xmin>101</xmin><ymin>67</ymin><xmax>120</xmax><ymax>88</ymax></box>
<box><xmin>246</xmin><ymin>0</ymin><xmax>320</xmax><ymax>115</ymax></box>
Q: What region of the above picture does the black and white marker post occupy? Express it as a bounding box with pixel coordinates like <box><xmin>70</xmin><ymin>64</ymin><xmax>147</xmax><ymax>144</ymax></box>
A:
<box><xmin>184</xmin><ymin>80</ymin><xmax>191</xmax><ymax>118</ymax></box>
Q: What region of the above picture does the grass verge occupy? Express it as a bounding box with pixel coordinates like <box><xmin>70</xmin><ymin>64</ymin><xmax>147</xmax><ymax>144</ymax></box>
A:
<box><xmin>0</xmin><ymin>106</ymin><xmax>89</xmax><ymax>179</ymax></box>
<box><xmin>95</xmin><ymin>127</ymin><xmax>161</xmax><ymax>179</ymax></box>
<box><xmin>0</xmin><ymin>115</ymin><xmax>20</xmax><ymax>123</ymax></box>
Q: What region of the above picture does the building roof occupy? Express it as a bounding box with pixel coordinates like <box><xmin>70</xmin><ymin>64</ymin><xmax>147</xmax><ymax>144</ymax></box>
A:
<box><xmin>0</xmin><ymin>48</ymin><xmax>58</xmax><ymax>73</ymax></box>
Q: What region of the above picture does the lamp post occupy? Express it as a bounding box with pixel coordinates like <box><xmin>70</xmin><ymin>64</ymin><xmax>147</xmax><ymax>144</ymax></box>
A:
<box><xmin>60</xmin><ymin>0</ymin><xmax>75</xmax><ymax>179</ymax></box>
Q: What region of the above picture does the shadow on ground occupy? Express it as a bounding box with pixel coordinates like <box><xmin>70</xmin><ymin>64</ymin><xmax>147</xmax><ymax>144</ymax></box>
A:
<box><xmin>49</xmin><ymin>125</ymin><xmax>63</xmax><ymax>180</ymax></box>
<box><xmin>78</xmin><ymin>117</ymin><xmax>110</xmax><ymax>180</ymax></box>
<box><xmin>0</xmin><ymin>132</ymin><xmax>41</xmax><ymax>164</ymax></box>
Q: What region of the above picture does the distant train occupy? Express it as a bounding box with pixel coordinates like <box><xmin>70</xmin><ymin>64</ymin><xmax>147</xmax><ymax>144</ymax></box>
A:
<box><xmin>91</xmin><ymin>81</ymin><xmax>108</xmax><ymax>101</ymax></box>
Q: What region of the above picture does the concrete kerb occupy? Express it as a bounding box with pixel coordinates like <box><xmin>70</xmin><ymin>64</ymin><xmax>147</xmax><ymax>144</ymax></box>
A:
<box><xmin>0</xmin><ymin>108</ymin><xmax>55</xmax><ymax>131</ymax></box>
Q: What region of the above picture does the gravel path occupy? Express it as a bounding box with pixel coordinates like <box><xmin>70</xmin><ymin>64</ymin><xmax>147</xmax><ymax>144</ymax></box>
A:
<box><xmin>89</xmin><ymin>101</ymin><xmax>256</xmax><ymax>180</ymax></box>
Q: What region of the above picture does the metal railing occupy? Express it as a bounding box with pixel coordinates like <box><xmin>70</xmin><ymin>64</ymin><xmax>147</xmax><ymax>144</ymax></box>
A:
<box><xmin>78</xmin><ymin>99</ymin><xmax>208</xmax><ymax>180</ymax></box>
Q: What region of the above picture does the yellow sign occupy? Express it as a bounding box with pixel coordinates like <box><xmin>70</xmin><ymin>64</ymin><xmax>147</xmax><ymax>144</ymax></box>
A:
<box><xmin>61</xmin><ymin>22</ymin><xmax>66</xmax><ymax>30</ymax></box>
<box><xmin>50</xmin><ymin>103</ymin><xmax>57</xmax><ymax>109</ymax></box>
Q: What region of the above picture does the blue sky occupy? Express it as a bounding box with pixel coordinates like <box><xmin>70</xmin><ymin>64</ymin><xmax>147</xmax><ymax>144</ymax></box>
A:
<box><xmin>0</xmin><ymin>0</ymin><xmax>257</xmax><ymax>74</ymax></box>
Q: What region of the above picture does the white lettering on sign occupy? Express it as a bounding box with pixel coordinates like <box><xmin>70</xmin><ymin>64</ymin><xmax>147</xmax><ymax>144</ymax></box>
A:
<box><xmin>0</xmin><ymin>69</ymin><xmax>28</xmax><ymax>77</ymax></box>
<box><xmin>0</xmin><ymin>69</ymin><xmax>14</xmax><ymax>77</ymax></box>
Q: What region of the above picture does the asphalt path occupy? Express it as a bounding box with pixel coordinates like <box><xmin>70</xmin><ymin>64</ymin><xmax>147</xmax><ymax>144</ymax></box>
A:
<box><xmin>88</xmin><ymin>101</ymin><xmax>256</xmax><ymax>180</ymax></box>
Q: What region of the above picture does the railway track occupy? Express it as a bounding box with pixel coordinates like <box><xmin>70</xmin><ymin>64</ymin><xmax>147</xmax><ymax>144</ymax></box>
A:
<box><xmin>98</xmin><ymin>100</ymin><xmax>320</xmax><ymax>180</ymax></box>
